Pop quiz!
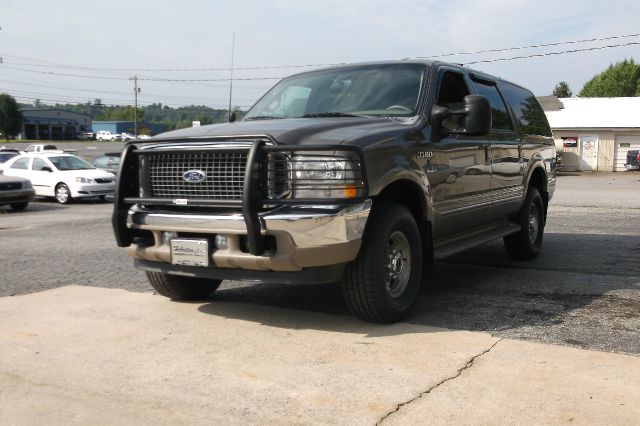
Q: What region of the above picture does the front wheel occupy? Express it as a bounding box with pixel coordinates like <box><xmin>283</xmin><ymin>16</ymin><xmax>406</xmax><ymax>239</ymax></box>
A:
<box><xmin>503</xmin><ymin>187</ymin><xmax>545</xmax><ymax>260</ymax></box>
<box><xmin>146</xmin><ymin>271</ymin><xmax>222</xmax><ymax>300</ymax></box>
<box><xmin>55</xmin><ymin>183</ymin><xmax>72</xmax><ymax>204</ymax></box>
<box><xmin>343</xmin><ymin>201</ymin><xmax>423</xmax><ymax>323</ymax></box>
<box><xmin>10</xmin><ymin>202</ymin><xmax>29</xmax><ymax>211</ymax></box>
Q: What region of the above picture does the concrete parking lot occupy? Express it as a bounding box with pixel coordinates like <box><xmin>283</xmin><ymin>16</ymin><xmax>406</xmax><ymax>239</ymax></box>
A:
<box><xmin>0</xmin><ymin>172</ymin><xmax>639</xmax><ymax>424</ymax></box>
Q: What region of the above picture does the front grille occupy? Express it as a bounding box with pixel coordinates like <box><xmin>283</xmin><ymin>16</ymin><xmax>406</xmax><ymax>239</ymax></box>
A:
<box><xmin>144</xmin><ymin>151</ymin><xmax>248</xmax><ymax>200</ymax></box>
<box><xmin>0</xmin><ymin>182</ymin><xmax>22</xmax><ymax>191</ymax></box>
<box><xmin>95</xmin><ymin>178</ymin><xmax>113</xmax><ymax>184</ymax></box>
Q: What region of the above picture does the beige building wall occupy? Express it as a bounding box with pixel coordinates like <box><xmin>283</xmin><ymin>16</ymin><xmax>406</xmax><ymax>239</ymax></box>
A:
<box><xmin>552</xmin><ymin>129</ymin><xmax>637</xmax><ymax>172</ymax></box>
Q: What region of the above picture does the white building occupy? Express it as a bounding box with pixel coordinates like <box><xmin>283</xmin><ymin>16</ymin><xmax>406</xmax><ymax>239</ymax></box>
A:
<box><xmin>542</xmin><ymin>97</ymin><xmax>640</xmax><ymax>172</ymax></box>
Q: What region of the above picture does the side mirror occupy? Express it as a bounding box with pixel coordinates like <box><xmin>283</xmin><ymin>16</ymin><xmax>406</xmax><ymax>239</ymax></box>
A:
<box><xmin>41</xmin><ymin>166</ymin><xmax>53</xmax><ymax>173</ymax></box>
<box><xmin>430</xmin><ymin>95</ymin><xmax>491</xmax><ymax>141</ymax></box>
<box><xmin>228</xmin><ymin>111</ymin><xmax>237</xmax><ymax>123</ymax></box>
<box><xmin>454</xmin><ymin>95</ymin><xmax>491</xmax><ymax>136</ymax></box>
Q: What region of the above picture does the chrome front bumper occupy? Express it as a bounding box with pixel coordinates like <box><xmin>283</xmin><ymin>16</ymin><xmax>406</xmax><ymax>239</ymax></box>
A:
<box><xmin>125</xmin><ymin>199</ymin><xmax>372</xmax><ymax>272</ymax></box>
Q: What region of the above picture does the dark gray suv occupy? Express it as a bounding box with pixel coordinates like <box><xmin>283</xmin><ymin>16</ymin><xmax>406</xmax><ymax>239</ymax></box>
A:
<box><xmin>113</xmin><ymin>60</ymin><xmax>556</xmax><ymax>323</ymax></box>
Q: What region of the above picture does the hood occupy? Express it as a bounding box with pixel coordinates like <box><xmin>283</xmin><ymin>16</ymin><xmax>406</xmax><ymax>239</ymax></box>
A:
<box><xmin>56</xmin><ymin>169</ymin><xmax>116</xmax><ymax>179</ymax></box>
<box><xmin>151</xmin><ymin>117</ymin><xmax>423</xmax><ymax>146</ymax></box>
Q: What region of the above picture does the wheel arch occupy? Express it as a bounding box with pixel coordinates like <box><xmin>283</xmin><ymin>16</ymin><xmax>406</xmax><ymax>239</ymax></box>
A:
<box><xmin>526</xmin><ymin>165</ymin><xmax>549</xmax><ymax>219</ymax></box>
<box><xmin>373</xmin><ymin>179</ymin><xmax>433</xmax><ymax>260</ymax></box>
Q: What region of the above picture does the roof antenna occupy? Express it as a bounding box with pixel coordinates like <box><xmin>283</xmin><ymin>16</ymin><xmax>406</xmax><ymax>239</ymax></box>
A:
<box><xmin>228</xmin><ymin>32</ymin><xmax>236</xmax><ymax>122</ymax></box>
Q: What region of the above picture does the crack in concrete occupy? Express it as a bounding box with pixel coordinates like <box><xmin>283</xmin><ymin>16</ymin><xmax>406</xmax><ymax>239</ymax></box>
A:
<box><xmin>376</xmin><ymin>338</ymin><xmax>503</xmax><ymax>425</ymax></box>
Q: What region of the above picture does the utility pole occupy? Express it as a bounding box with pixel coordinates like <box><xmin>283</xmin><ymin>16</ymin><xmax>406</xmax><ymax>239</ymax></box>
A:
<box><xmin>228</xmin><ymin>32</ymin><xmax>235</xmax><ymax>122</ymax></box>
<box><xmin>130</xmin><ymin>75</ymin><xmax>141</xmax><ymax>137</ymax></box>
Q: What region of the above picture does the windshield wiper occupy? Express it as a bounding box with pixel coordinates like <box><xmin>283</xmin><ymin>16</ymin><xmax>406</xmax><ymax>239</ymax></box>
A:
<box><xmin>302</xmin><ymin>112</ymin><xmax>365</xmax><ymax>118</ymax></box>
<box><xmin>244</xmin><ymin>115</ymin><xmax>287</xmax><ymax>121</ymax></box>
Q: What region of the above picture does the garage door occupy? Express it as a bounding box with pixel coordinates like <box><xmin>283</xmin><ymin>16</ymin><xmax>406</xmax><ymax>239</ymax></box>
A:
<box><xmin>614</xmin><ymin>135</ymin><xmax>640</xmax><ymax>171</ymax></box>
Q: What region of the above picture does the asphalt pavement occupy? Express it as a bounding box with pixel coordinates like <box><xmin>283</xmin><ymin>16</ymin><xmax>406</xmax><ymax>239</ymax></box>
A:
<box><xmin>0</xmin><ymin>171</ymin><xmax>639</xmax><ymax>424</ymax></box>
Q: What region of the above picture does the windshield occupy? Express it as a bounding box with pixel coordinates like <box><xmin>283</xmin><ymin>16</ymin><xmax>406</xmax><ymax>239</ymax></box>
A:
<box><xmin>243</xmin><ymin>63</ymin><xmax>427</xmax><ymax>120</ymax></box>
<box><xmin>48</xmin><ymin>155</ymin><xmax>96</xmax><ymax>171</ymax></box>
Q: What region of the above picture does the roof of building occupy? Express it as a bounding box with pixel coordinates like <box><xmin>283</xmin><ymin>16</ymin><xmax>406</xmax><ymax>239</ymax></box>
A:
<box><xmin>545</xmin><ymin>97</ymin><xmax>640</xmax><ymax>129</ymax></box>
<box><xmin>21</xmin><ymin>108</ymin><xmax>91</xmax><ymax>117</ymax></box>
<box><xmin>536</xmin><ymin>96</ymin><xmax>564</xmax><ymax>112</ymax></box>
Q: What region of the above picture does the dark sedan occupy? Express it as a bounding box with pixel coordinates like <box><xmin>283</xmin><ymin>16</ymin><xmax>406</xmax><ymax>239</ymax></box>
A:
<box><xmin>0</xmin><ymin>175</ymin><xmax>35</xmax><ymax>211</ymax></box>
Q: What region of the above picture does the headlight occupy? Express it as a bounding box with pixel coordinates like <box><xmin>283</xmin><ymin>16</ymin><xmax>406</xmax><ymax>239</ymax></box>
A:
<box><xmin>22</xmin><ymin>180</ymin><xmax>33</xmax><ymax>189</ymax></box>
<box><xmin>75</xmin><ymin>177</ymin><xmax>94</xmax><ymax>184</ymax></box>
<box><xmin>290</xmin><ymin>155</ymin><xmax>362</xmax><ymax>199</ymax></box>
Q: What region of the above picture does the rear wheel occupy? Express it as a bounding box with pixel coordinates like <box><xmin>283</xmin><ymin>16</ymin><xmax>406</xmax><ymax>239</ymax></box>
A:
<box><xmin>55</xmin><ymin>183</ymin><xmax>72</xmax><ymax>204</ymax></box>
<box><xmin>343</xmin><ymin>201</ymin><xmax>422</xmax><ymax>323</ymax></box>
<box><xmin>504</xmin><ymin>187</ymin><xmax>545</xmax><ymax>260</ymax></box>
<box><xmin>146</xmin><ymin>271</ymin><xmax>222</xmax><ymax>300</ymax></box>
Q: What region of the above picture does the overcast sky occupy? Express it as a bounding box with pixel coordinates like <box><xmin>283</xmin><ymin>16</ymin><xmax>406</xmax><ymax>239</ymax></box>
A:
<box><xmin>1</xmin><ymin>0</ymin><xmax>639</xmax><ymax>109</ymax></box>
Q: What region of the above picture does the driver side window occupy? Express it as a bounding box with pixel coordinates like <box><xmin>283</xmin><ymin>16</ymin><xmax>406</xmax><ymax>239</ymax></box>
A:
<box><xmin>436</xmin><ymin>71</ymin><xmax>470</xmax><ymax>131</ymax></box>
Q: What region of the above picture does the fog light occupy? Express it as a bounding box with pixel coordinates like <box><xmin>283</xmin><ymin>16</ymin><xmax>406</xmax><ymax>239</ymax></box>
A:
<box><xmin>215</xmin><ymin>235</ymin><xmax>228</xmax><ymax>249</ymax></box>
<box><xmin>162</xmin><ymin>231</ymin><xmax>178</xmax><ymax>244</ymax></box>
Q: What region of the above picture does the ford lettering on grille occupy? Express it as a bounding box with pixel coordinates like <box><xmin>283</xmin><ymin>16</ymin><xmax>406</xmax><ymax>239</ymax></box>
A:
<box><xmin>182</xmin><ymin>170</ymin><xmax>206</xmax><ymax>183</ymax></box>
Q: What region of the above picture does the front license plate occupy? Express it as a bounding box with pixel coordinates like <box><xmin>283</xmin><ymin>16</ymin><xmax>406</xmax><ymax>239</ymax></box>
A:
<box><xmin>170</xmin><ymin>239</ymin><xmax>210</xmax><ymax>267</ymax></box>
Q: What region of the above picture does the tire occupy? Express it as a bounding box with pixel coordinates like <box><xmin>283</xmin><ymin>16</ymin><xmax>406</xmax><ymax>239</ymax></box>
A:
<box><xmin>503</xmin><ymin>187</ymin><xmax>545</xmax><ymax>260</ymax></box>
<box><xmin>343</xmin><ymin>201</ymin><xmax>423</xmax><ymax>323</ymax></box>
<box><xmin>98</xmin><ymin>138</ymin><xmax>104</xmax><ymax>142</ymax></box>
<box><xmin>10</xmin><ymin>202</ymin><xmax>28</xmax><ymax>211</ymax></box>
<box><xmin>146</xmin><ymin>271</ymin><xmax>222</xmax><ymax>300</ymax></box>
<box><xmin>55</xmin><ymin>183</ymin><xmax>72</xmax><ymax>204</ymax></box>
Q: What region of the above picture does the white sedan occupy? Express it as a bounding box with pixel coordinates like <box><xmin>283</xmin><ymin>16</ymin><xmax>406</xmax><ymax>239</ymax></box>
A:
<box><xmin>0</xmin><ymin>153</ymin><xmax>116</xmax><ymax>204</ymax></box>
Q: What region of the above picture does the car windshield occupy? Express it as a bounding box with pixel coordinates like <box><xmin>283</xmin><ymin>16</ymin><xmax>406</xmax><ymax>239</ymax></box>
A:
<box><xmin>243</xmin><ymin>63</ymin><xmax>427</xmax><ymax>120</ymax></box>
<box><xmin>48</xmin><ymin>155</ymin><xmax>96</xmax><ymax>171</ymax></box>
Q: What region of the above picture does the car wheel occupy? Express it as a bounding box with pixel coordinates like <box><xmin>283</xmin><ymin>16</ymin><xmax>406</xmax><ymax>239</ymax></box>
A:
<box><xmin>343</xmin><ymin>201</ymin><xmax>422</xmax><ymax>323</ymax></box>
<box><xmin>146</xmin><ymin>271</ymin><xmax>222</xmax><ymax>300</ymax></box>
<box><xmin>504</xmin><ymin>187</ymin><xmax>545</xmax><ymax>260</ymax></box>
<box><xmin>55</xmin><ymin>183</ymin><xmax>72</xmax><ymax>204</ymax></box>
<box><xmin>10</xmin><ymin>202</ymin><xmax>28</xmax><ymax>211</ymax></box>
<box><xmin>98</xmin><ymin>138</ymin><xmax>103</xmax><ymax>142</ymax></box>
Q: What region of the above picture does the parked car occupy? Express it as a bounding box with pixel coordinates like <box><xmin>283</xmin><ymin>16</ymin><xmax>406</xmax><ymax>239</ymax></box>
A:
<box><xmin>0</xmin><ymin>174</ymin><xmax>35</xmax><ymax>211</ymax></box>
<box><xmin>95</xmin><ymin>131</ymin><xmax>122</xmax><ymax>142</ymax></box>
<box><xmin>0</xmin><ymin>147</ymin><xmax>25</xmax><ymax>154</ymax></box>
<box><xmin>625</xmin><ymin>150</ymin><xmax>640</xmax><ymax>171</ymax></box>
<box><xmin>78</xmin><ymin>131</ymin><xmax>95</xmax><ymax>140</ymax></box>
<box><xmin>91</xmin><ymin>152</ymin><xmax>121</xmax><ymax>175</ymax></box>
<box><xmin>0</xmin><ymin>153</ymin><xmax>115</xmax><ymax>204</ymax></box>
<box><xmin>120</xmin><ymin>133</ymin><xmax>135</xmax><ymax>142</ymax></box>
<box><xmin>25</xmin><ymin>144</ymin><xmax>63</xmax><ymax>153</ymax></box>
<box><xmin>0</xmin><ymin>152</ymin><xmax>20</xmax><ymax>165</ymax></box>
<box><xmin>113</xmin><ymin>60</ymin><xmax>556</xmax><ymax>323</ymax></box>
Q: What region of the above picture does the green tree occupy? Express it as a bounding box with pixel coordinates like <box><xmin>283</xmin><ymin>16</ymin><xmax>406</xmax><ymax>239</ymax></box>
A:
<box><xmin>552</xmin><ymin>81</ymin><xmax>572</xmax><ymax>97</ymax></box>
<box><xmin>579</xmin><ymin>59</ymin><xmax>640</xmax><ymax>97</ymax></box>
<box><xmin>0</xmin><ymin>93</ymin><xmax>23</xmax><ymax>141</ymax></box>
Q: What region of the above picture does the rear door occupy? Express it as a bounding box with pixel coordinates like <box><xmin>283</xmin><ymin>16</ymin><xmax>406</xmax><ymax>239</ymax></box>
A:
<box><xmin>471</xmin><ymin>77</ymin><xmax>524</xmax><ymax>219</ymax></box>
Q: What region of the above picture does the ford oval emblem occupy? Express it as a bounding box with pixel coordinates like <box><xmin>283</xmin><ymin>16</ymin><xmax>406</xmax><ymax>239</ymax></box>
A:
<box><xmin>182</xmin><ymin>170</ymin><xmax>206</xmax><ymax>183</ymax></box>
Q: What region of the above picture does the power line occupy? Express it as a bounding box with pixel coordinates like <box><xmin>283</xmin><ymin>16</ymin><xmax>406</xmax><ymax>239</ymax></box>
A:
<box><xmin>0</xmin><ymin>64</ymin><xmax>283</xmax><ymax>82</ymax></box>
<box><xmin>418</xmin><ymin>32</ymin><xmax>640</xmax><ymax>59</ymax></box>
<box><xmin>465</xmin><ymin>41</ymin><xmax>640</xmax><ymax>65</ymax></box>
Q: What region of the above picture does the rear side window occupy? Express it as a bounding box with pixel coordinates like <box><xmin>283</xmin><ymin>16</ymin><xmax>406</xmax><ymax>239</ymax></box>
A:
<box><xmin>473</xmin><ymin>80</ymin><xmax>513</xmax><ymax>131</ymax></box>
<box><xmin>500</xmin><ymin>83</ymin><xmax>552</xmax><ymax>137</ymax></box>
<box><xmin>10</xmin><ymin>157</ymin><xmax>29</xmax><ymax>170</ymax></box>
<box><xmin>32</xmin><ymin>158</ymin><xmax>47</xmax><ymax>171</ymax></box>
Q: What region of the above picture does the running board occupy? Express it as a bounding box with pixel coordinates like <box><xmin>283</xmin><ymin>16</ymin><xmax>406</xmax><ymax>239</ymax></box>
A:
<box><xmin>433</xmin><ymin>222</ymin><xmax>521</xmax><ymax>260</ymax></box>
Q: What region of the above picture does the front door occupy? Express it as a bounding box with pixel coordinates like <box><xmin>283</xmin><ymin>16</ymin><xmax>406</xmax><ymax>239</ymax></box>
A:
<box><xmin>579</xmin><ymin>135</ymin><xmax>599</xmax><ymax>171</ymax></box>
<box><xmin>429</xmin><ymin>68</ymin><xmax>493</xmax><ymax>239</ymax></box>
